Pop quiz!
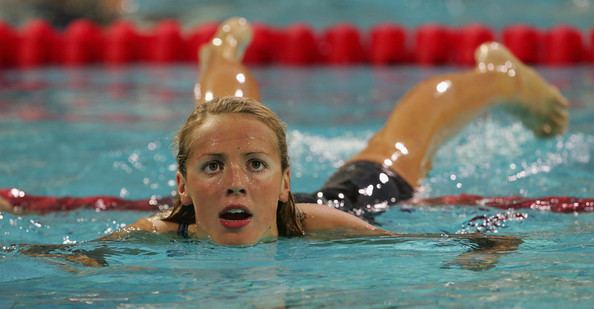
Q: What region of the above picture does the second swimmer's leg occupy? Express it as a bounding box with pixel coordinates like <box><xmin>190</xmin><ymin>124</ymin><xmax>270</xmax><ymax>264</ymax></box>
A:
<box><xmin>350</xmin><ymin>42</ymin><xmax>568</xmax><ymax>188</ymax></box>
<box><xmin>194</xmin><ymin>17</ymin><xmax>261</xmax><ymax>104</ymax></box>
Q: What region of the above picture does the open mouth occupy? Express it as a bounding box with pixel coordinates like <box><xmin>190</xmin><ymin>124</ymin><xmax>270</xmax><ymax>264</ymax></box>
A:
<box><xmin>219</xmin><ymin>208</ymin><xmax>253</xmax><ymax>220</ymax></box>
<box><xmin>218</xmin><ymin>207</ymin><xmax>253</xmax><ymax>229</ymax></box>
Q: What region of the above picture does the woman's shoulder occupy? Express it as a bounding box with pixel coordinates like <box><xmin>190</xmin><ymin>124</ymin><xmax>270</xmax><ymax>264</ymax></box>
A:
<box><xmin>130</xmin><ymin>214</ymin><xmax>180</xmax><ymax>233</ymax></box>
<box><xmin>99</xmin><ymin>213</ymin><xmax>180</xmax><ymax>241</ymax></box>
<box><xmin>295</xmin><ymin>203</ymin><xmax>388</xmax><ymax>236</ymax></box>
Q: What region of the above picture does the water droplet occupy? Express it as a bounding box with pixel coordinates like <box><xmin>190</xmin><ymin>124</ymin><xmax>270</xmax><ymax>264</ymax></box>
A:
<box><xmin>119</xmin><ymin>188</ymin><xmax>129</xmax><ymax>198</ymax></box>
<box><xmin>62</xmin><ymin>236</ymin><xmax>77</xmax><ymax>245</ymax></box>
<box><xmin>456</xmin><ymin>210</ymin><xmax>527</xmax><ymax>234</ymax></box>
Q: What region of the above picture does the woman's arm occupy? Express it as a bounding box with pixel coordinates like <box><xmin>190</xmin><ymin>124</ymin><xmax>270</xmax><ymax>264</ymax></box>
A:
<box><xmin>297</xmin><ymin>203</ymin><xmax>521</xmax><ymax>271</ymax></box>
<box><xmin>98</xmin><ymin>216</ymin><xmax>178</xmax><ymax>241</ymax></box>
<box><xmin>18</xmin><ymin>244</ymin><xmax>108</xmax><ymax>267</ymax></box>
<box><xmin>446</xmin><ymin>234</ymin><xmax>522</xmax><ymax>271</ymax></box>
<box><xmin>297</xmin><ymin>203</ymin><xmax>393</xmax><ymax>237</ymax></box>
<box><xmin>15</xmin><ymin>216</ymin><xmax>180</xmax><ymax>267</ymax></box>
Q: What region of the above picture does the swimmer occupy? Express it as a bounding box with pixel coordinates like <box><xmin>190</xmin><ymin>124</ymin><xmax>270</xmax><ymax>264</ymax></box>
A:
<box><xmin>1</xmin><ymin>18</ymin><xmax>568</xmax><ymax>248</ymax></box>
<box><xmin>126</xmin><ymin>17</ymin><xmax>567</xmax><ymax>246</ymax></box>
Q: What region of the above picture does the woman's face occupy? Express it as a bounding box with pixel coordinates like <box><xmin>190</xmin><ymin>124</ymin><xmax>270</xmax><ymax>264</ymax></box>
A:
<box><xmin>176</xmin><ymin>113</ymin><xmax>290</xmax><ymax>245</ymax></box>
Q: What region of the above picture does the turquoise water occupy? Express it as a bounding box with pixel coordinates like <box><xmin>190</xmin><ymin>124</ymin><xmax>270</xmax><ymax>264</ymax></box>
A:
<box><xmin>1</xmin><ymin>66</ymin><xmax>594</xmax><ymax>307</ymax></box>
<box><xmin>119</xmin><ymin>0</ymin><xmax>594</xmax><ymax>29</ymax></box>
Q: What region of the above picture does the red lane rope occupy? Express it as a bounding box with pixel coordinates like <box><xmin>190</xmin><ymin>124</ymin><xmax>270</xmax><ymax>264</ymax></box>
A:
<box><xmin>1</xmin><ymin>188</ymin><xmax>172</xmax><ymax>214</ymax></box>
<box><xmin>1</xmin><ymin>19</ymin><xmax>593</xmax><ymax>68</ymax></box>
<box><xmin>2</xmin><ymin>188</ymin><xmax>593</xmax><ymax>214</ymax></box>
<box><xmin>413</xmin><ymin>193</ymin><xmax>594</xmax><ymax>213</ymax></box>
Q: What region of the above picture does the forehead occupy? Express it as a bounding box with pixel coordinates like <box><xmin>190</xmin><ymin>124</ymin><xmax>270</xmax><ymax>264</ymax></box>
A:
<box><xmin>189</xmin><ymin>113</ymin><xmax>279</xmax><ymax>152</ymax></box>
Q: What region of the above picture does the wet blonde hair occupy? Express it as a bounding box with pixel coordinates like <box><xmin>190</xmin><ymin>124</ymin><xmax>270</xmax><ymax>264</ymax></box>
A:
<box><xmin>163</xmin><ymin>96</ymin><xmax>305</xmax><ymax>237</ymax></box>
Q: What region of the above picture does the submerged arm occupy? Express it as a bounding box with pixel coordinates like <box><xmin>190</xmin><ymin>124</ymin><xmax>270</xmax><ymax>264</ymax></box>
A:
<box><xmin>17</xmin><ymin>244</ymin><xmax>108</xmax><ymax>267</ymax></box>
<box><xmin>447</xmin><ymin>234</ymin><xmax>522</xmax><ymax>271</ymax></box>
<box><xmin>298</xmin><ymin>202</ymin><xmax>521</xmax><ymax>270</ymax></box>
<box><xmin>6</xmin><ymin>213</ymin><xmax>177</xmax><ymax>267</ymax></box>
<box><xmin>15</xmin><ymin>218</ymin><xmax>174</xmax><ymax>268</ymax></box>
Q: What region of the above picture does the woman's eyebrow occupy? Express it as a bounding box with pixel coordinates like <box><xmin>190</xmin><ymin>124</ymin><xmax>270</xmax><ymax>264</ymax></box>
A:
<box><xmin>244</xmin><ymin>151</ymin><xmax>270</xmax><ymax>156</ymax></box>
<box><xmin>196</xmin><ymin>153</ymin><xmax>225</xmax><ymax>159</ymax></box>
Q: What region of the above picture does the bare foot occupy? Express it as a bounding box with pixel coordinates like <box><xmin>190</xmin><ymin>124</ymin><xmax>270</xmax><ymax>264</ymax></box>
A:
<box><xmin>475</xmin><ymin>42</ymin><xmax>569</xmax><ymax>137</ymax></box>
<box><xmin>201</xmin><ymin>17</ymin><xmax>253</xmax><ymax>65</ymax></box>
<box><xmin>195</xmin><ymin>17</ymin><xmax>257</xmax><ymax>104</ymax></box>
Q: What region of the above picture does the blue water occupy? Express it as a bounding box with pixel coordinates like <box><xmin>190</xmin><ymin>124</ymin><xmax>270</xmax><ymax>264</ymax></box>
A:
<box><xmin>125</xmin><ymin>0</ymin><xmax>594</xmax><ymax>29</ymax></box>
<box><xmin>1</xmin><ymin>65</ymin><xmax>594</xmax><ymax>308</ymax></box>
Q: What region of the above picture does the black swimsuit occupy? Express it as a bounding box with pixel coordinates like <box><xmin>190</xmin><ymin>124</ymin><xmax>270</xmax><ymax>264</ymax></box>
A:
<box><xmin>177</xmin><ymin>223</ymin><xmax>190</xmax><ymax>238</ymax></box>
<box><xmin>177</xmin><ymin>161</ymin><xmax>414</xmax><ymax>238</ymax></box>
<box><xmin>293</xmin><ymin>160</ymin><xmax>414</xmax><ymax>222</ymax></box>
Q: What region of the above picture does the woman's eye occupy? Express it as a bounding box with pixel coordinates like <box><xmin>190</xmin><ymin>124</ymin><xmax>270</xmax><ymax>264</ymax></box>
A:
<box><xmin>248</xmin><ymin>159</ymin><xmax>266</xmax><ymax>171</ymax></box>
<box><xmin>203</xmin><ymin>161</ymin><xmax>222</xmax><ymax>173</ymax></box>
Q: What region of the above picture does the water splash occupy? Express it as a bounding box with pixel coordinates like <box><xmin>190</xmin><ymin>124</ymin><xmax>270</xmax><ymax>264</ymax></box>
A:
<box><xmin>62</xmin><ymin>235</ymin><xmax>77</xmax><ymax>245</ymax></box>
<box><xmin>456</xmin><ymin>209</ymin><xmax>528</xmax><ymax>234</ymax></box>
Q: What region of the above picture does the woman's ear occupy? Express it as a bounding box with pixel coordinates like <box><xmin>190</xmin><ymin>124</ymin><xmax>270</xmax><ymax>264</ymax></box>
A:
<box><xmin>176</xmin><ymin>171</ymin><xmax>192</xmax><ymax>205</ymax></box>
<box><xmin>279</xmin><ymin>169</ymin><xmax>291</xmax><ymax>203</ymax></box>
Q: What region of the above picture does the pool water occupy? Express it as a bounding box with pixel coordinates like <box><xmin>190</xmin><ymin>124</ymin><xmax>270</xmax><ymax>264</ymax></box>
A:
<box><xmin>1</xmin><ymin>65</ymin><xmax>594</xmax><ymax>308</ymax></box>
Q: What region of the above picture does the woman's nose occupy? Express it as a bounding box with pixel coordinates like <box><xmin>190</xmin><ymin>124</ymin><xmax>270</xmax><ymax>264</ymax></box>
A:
<box><xmin>226</xmin><ymin>187</ymin><xmax>246</xmax><ymax>195</ymax></box>
<box><xmin>225</xmin><ymin>163</ymin><xmax>247</xmax><ymax>195</ymax></box>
